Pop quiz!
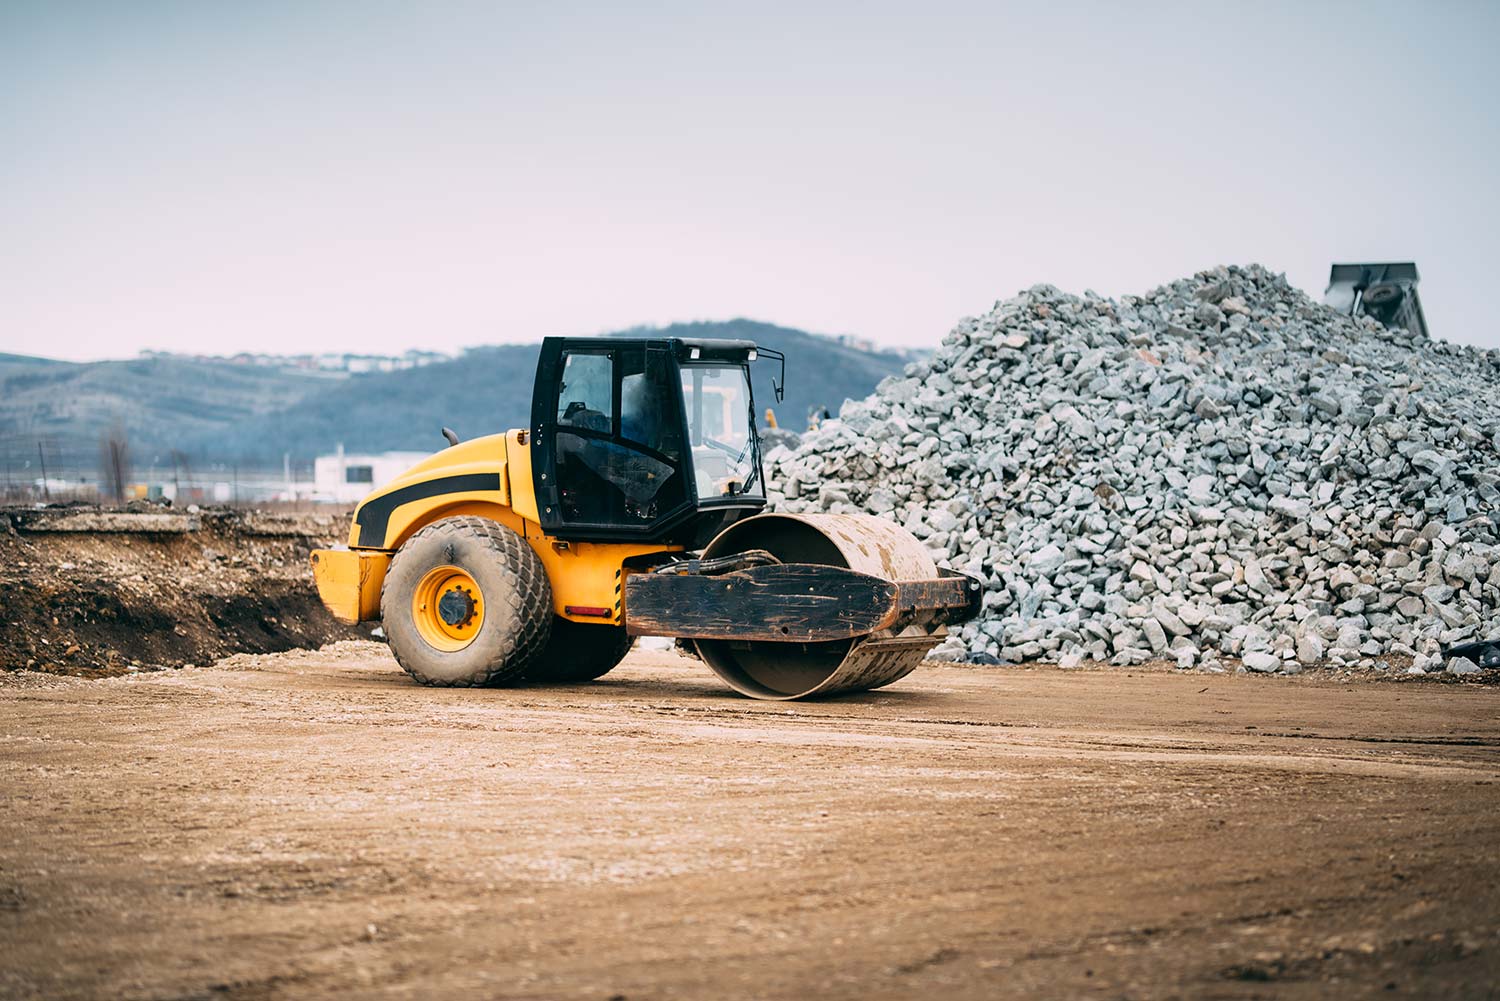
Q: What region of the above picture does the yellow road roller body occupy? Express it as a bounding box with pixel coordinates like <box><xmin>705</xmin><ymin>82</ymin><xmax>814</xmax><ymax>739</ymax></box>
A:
<box><xmin>313</xmin><ymin>430</ymin><xmax>671</xmax><ymax>630</ymax></box>
<box><xmin>312</xmin><ymin>336</ymin><xmax>980</xmax><ymax>698</ymax></box>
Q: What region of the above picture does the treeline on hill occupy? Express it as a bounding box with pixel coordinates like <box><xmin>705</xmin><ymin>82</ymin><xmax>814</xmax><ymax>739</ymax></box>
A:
<box><xmin>202</xmin><ymin>343</ymin><xmax>543</xmax><ymax>461</ymax></box>
<box><xmin>1</xmin><ymin>321</ymin><xmax>912</xmax><ymax>472</ymax></box>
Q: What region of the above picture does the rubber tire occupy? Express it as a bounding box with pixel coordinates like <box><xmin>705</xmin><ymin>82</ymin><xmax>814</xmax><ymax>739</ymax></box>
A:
<box><xmin>525</xmin><ymin>617</ymin><xmax>634</xmax><ymax>683</ymax></box>
<box><xmin>381</xmin><ymin>516</ymin><xmax>553</xmax><ymax>687</ymax></box>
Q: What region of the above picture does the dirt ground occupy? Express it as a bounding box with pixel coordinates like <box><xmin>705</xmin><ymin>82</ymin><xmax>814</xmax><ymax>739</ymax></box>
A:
<box><xmin>0</xmin><ymin>507</ymin><xmax>362</xmax><ymax>675</ymax></box>
<box><xmin>2</xmin><ymin>643</ymin><xmax>1498</xmax><ymax>1000</ymax></box>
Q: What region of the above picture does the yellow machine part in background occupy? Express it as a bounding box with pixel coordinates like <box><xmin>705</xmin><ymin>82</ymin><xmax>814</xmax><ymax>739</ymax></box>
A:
<box><xmin>310</xmin><ymin>429</ymin><xmax>680</xmax><ymax>627</ymax></box>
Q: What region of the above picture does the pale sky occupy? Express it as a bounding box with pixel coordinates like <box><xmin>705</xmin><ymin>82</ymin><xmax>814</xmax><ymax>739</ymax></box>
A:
<box><xmin>3</xmin><ymin>0</ymin><xmax>1497</xmax><ymax>362</ymax></box>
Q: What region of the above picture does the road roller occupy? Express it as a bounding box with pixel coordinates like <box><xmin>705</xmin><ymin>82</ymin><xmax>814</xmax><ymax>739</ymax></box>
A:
<box><xmin>309</xmin><ymin>336</ymin><xmax>980</xmax><ymax>700</ymax></box>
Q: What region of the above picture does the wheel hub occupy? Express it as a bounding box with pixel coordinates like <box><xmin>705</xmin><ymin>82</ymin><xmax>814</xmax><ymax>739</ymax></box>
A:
<box><xmin>411</xmin><ymin>566</ymin><xmax>485</xmax><ymax>651</ymax></box>
<box><xmin>437</xmin><ymin>586</ymin><xmax>476</xmax><ymax>627</ymax></box>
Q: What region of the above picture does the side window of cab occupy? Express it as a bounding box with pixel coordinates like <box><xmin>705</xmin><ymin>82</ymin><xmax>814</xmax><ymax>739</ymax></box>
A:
<box><xmin>557</xmin><ymin>353</ymin><xmax>613</xmax><ymax>433</ymax></box>
<box><xmin>546</xmin><ymin>347</ymin><xmax>687</xmax><ymax>531</ymax></box>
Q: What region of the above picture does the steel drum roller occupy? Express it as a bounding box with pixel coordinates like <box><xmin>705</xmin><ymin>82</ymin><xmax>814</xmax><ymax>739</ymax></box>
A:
<box><xmin>694</xmin><ymin>512</ymin><xmax>956</xmax><ymax>700</ymax></box>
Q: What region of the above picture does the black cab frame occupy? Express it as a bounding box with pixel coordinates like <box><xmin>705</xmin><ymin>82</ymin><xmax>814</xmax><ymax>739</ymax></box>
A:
<box><xmin>529</xmin><ymin>336</ymin><xmax>770</xmax><ymax>546</ymax></box>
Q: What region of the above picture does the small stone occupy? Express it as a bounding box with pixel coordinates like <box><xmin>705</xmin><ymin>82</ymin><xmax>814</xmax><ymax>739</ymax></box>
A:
<box><xmin>1141</xmin><ymin>618</ymin><xmax>1170</xmax><ymax>654</ymax></box>
<box><xmin>1295</xmin><ymin>634</ymin><xmax>1325</xmax><ymax>665</ymax></box>
<box><xmin>1268</xmin><ymin>496</ymin><xmax>1310</xmax><ymax>521</ymax></box>
<box><xmin>1243</xmin><ymin>651</ymin><xmax>1281</xmax><ymax>673</ymax></box>
<box><xmin>1153</xmin><ymin>605</ymin><xmax>1189</xmax><ymax>637</ymax></box>
<box><xmin>865</xmin><ymin>488</ymin><xmax>896</xmax><ymax>514</ymax></box>
<box><xmin>929</xmin><ymin>508</ymin><xmax>960</xmax><ymax>533</ymax></box>
<box><xmin>1411</xmin><ymin>450</ymin><xmax>1453</xmax><ymax>477</ymax></box>
<box><xmin>1028</xmin><ymin>544</ymin><xmax>1066</xmax><ymax>575</ymax></box>
<box><xmin>1422</xmin><ymin>584</ymin><xmax>1455</xmax><ymax>605</ymax></box>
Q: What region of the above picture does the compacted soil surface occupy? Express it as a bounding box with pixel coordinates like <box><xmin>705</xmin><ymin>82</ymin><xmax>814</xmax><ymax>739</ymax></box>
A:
<box><xmin>2</xmin><ymin>643</ymin><xmax>1498</xmax><ymax>1000</ymax></box>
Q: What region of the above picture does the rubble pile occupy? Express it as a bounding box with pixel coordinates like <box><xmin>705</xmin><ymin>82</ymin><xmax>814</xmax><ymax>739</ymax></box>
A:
<box><xmin>766</xmin><ymin>265</ymin><xmax>1500</xmax><ymax>674</ymax></box>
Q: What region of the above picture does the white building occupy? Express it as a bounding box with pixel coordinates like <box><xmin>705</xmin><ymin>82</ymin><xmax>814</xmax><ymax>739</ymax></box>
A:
<box><xmin>312</xmin><ymin>446</ymin><xmax>430</xmax><ymax>504</ymax></box>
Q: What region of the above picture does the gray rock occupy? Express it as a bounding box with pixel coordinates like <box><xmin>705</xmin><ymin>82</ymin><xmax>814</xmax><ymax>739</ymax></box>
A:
<box><xmin>1447</xmin><ymin>657</ymin><xmax>1481</xmax><ymax>676</ymax></box>
<box><xmin>1243</xmin><ymin>558</ymin><xmax>1268</xmax><ymax>592</ymax></box>
<box><xmin>1412</xmin><ymin>450</ymin><xmax>1454</xmax><ymax>477</ymax></box>
<box><xmin>929</xmin><ymin>507</ymin><xmax>961</xmax><ymax>534</ymax></box>
<box><xmin>1028</xmin><ymin>544</ymin><xmax>1066</xmax><ymax>575</ymax></box>
<box><xmin>1243</xmin><ymin>651</ymin><xmax>1281</xmax><ymax>673</ymax></box>
<box><xmin>1295</xmin><ymin>634</ymin><xmax>1325</xmax><ymax>665</ymax></box>
<box><xmin>1177</xmin><ymin>602</ymin><xmax>1206</xmax><ymax>628</ymax></box>
<box><xmin>1395</xmin><ymin>595</ymin><xmax>1425</xmax><ymax>618</ymax></box>
<box><xmin>1269</xmin><ymin>496</ymin><xmax>1311</xmax><ymax>521</ymax></box>
<box><xmin>1153</xmin><ymin>605</ymin><xmax>1189</xmax><ymax>637</ymax></box>
<box><xmin>1423</xmin><ymin>584</ymin><xmax>1455</xmax><ymax>605</ymax></box>
<box><xmin>1141</xmin><ymin>618</ymin><xmax>1170</xmax><ymax>654</ymax></box>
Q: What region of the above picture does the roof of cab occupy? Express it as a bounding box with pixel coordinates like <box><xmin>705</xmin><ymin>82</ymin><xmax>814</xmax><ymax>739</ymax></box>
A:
<box><xmin>541</xmin><ymin>334</ymin><xmax>758</xmax><ymax>362</ymax></box>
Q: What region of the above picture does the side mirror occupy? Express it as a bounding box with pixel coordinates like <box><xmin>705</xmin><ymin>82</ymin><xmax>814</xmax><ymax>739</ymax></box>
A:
<box><xmin>754</xmin><ymin>347</ymin><xmax>786</xmax><ymax>403</ymax></box>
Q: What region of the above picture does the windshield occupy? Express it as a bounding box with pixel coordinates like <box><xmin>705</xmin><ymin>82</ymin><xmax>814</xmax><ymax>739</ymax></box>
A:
<box><xmin>681</xmin><ymin>364</ymin><xmax>761</xmax><ymax>498</ymax></box>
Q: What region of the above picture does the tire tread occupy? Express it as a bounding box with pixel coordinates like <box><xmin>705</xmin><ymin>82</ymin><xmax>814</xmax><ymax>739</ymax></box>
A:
<box><xmin>381</xmin><ymin>516</ymin><xmax>552</xmax><ymax>687</ymax></box>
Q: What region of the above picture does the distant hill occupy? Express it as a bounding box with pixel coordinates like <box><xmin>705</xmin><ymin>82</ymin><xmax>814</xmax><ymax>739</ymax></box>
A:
<box><xmin>0</xmin><ymin>352</ymin><xmax>339</xmax><ymax>475</ymax></box>
<box><xmin>1</xmin><ymin>321</ymin><xmax>911</xmax><ymax>473</ymax></box>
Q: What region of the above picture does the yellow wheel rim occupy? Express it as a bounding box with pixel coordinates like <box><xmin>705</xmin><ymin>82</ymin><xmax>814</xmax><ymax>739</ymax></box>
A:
<box><xmin>411</xmin><ymin>565</ymin><xmax>485</xmax><ymax>651</ymax></box>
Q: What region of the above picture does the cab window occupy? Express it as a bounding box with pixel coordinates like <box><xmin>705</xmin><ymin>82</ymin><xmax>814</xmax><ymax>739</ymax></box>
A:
<box><xmin>557</xmin><ymin>353</ymin><xmax>613</xmax><ymax>433</ymax></box>
<box><xmin>551</xmin><ymin>348</ymin><xmax>686</xmax><ymax>527</ymax></box>
<box><xmin>681</xmin><ymin>364</ymin><xmax>761</xmax><ymax>498</ymax></box>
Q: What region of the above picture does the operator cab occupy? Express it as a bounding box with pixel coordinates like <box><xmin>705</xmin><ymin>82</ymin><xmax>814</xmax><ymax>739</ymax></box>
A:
<box><xmin>530</xmin><ymin>337</ymin><xmax>778</xmax><ymax>546</ymax></box>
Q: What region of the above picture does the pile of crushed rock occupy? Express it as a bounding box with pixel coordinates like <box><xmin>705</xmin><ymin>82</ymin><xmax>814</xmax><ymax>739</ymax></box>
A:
<box><xmin>766</xmin><ymin>265</ymin><xmax>1500</xmax><ymax>675</ymax></box>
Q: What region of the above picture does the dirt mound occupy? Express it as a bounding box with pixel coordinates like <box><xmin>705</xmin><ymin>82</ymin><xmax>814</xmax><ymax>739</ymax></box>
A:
<box><xmin>0</xmin><ymin>507</ymin><xmax>364</xmax><ymax>676</ymax></box>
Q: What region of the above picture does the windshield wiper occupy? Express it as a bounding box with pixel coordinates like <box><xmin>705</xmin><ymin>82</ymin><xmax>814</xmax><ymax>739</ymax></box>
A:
<box><xmin>738</xmin><ymin>402</ymin><xmax>763</xmax><ymax>496</ymax></box>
